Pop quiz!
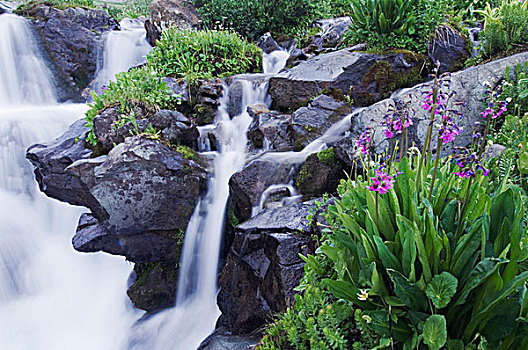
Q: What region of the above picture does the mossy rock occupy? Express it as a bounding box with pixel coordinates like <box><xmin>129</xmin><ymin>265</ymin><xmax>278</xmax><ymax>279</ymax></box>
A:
<box><xmin>295</xmin><ymin>148</ymin><xmax>349</xmax><ymax>199</ymax></box>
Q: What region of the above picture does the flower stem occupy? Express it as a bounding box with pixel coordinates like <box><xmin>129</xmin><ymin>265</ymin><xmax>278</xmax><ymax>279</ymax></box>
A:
<box><xmin>375</xmin><ymin>191</ymin><xmax>379</xmax><ymax>230</ymax></box>
<box><xmin>456</xmin><ymin>176</ymin><xmax>474</xmax><ymax>238</ymax></box>
<box><xmin>428</xmin><ymin>135</ymin><xmax>443</xmax><ymax>202</ymax></box>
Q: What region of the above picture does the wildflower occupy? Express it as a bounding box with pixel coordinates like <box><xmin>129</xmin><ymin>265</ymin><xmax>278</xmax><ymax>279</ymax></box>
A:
<box><xmin>451</xmin><ymin>147</ymin><xmax>489</xmax><ymax>178</ymax></box>
<box><xmin>101</xmin><ymin>85</ymin><xmax>109</xmax><ymax>93</ymax></box>
<box><xmin>357</xmin><ymin>289</ymin><xmax>369</xmax><ymax>301</ymax></box>
<box><xmin>439</xmin><ymin>122</ymin><xmax>462</xmax><ymax>144</ymax></box>
<box><xmin>355</xmin><ymin>128</ymin><xmax>372</xmax><ymax>155</ymax></box>
<box><xmin>362</xmin><ymin>315</ymin><xmax>372</xmax><ymax>324</ymax></box>
<box><xmin>369</xmin><ymin>168</ymin><xmax>396</xmax><ymax>194</ymax></box>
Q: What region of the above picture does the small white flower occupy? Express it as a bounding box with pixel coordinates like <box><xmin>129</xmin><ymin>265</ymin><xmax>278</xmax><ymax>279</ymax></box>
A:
<box><xmin>362</xmin><ymin>315</ymin><xmax>372</xmax><ymax>323</ymax></box>
<box><xmin>357</xmin><ymin>289</ymin><xmax>369</xmax><ymax>301</ymax></box>
<box><xmin>506</xmin><ymin>97</ymin><xmax>513</xmax><ymax>103</ymax></box>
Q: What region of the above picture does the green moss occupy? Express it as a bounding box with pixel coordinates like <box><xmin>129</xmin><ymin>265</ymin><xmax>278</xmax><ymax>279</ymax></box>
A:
<box><xmin>295</xmin><ymin>165</ymin><xmax>312</xmax><ymax>190</ymax></box>
<box><xmin>228</xmin><ymin>206</ymin><xmax>240</xmax><ymax>228</ymax></box>
<box><xmin>176</xmin><ymin>145</ymin><xmax>198</xmax><ymax>161</ymax></box>
<box><xmin>317</xmin><ymin>148</ymin><xmax>336</xmax><ymax>166</ymax></box>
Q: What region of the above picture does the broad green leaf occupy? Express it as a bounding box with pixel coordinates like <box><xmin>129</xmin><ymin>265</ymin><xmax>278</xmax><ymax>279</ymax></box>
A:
<box><xmin>426</xmin><ymin>272</ymin><xmax>458</xmax><ymax>309</ymax></box>
<box><xmin>367</xmin><ymin>190</ymin><xmax>395</xmax><ymax>240</ymax></box>
<box><xmin>374</xmin><ymin>236</ymin><xmax>402</xmax><ymax>272</ymax></box>
<box><xmin>422</xmin><ymin>315</ymin><xmax>447</xmax><ymax>350</ymax></box>
<box><xmin>387</xmin><ymin>269</ymin><xmax>428</xmax><ymax>311</ymax></box>
<box><xmin>446</xmin><ymin>339</ymin><xmax>464</xmax><ymax>350</ymax></box>
<box><xmin>323</xmin><ymin>279</ymin><xmax>371</xmax><ymax>309</ymax></box>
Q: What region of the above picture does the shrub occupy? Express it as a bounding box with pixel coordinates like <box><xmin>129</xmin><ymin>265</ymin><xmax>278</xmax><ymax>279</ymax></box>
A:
<box><xmin>15</xmin><ymin>0</ymin><xmax>94</xmax><ymax>13</ymax></box>
<box><xmin>342</xmin><ymin>0</ymin><xmax>450</xmax><ymax>54</ymax></box>
<box><xmin>260</xmin><ymin>65</ymin><xmax>528</xmax><ymax>349</ymax></box>
<box><xmin>101</xmin><ymin>0</ymin><xmax>150</xmax><ymax>20</ymax></box>
<box><xmin>147</xmin><ymin>29</ymin><xmax>262</xmax><ymax>83</ymax></box>
<box><xmin>85</xmin><ymin>66</ymin><xmax>180</xmax><ymax>146</ymax></box>
<box><xmin>477</xmin><ymin>0</ymin><xmax>528</xmax><ymax>58</ymax></box>
<box><xmin>191</xmin><ymin>0</ymin><xmax>350</xmax><ymax>41</ymax></box>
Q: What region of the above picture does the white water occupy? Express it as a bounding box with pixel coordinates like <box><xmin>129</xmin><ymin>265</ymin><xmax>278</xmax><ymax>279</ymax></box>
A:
<box><xmin>93</xmin><ymin>18</ymin><xmax>152</xmax><ymax>93</ymax></box>
<box><xmin>0</xmin><ymin>13</ymin><xmax>139</xmax><ymax>349</ymax></box>
<box><xmin>130</xmin><ymin>54</ymin><xmax>287</xmax><ymax>350</ymax></box>
<box><xmin>0</xmin><ymin>14</ymin><xmax>56</xmax><ymax>105</ymax></box>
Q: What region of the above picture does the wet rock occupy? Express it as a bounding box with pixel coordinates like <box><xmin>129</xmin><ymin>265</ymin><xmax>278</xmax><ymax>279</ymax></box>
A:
<box><xmin>428</xmin><ymin>25</ymin><xmax>470</xmax><ymax>74</ymax></box>
<box><xmin>66</xmin><ymin>136</ymin><xmax>207</xmax><ymax>262</ymax></box>
<box><xmin>269</xmin><ymin>49</ymin><xmax>426</xmax><ymax>111</ymax></box>
<box><xmin>194</xmin><ymin>80</ymin><xmax>223</xmax><ymax>125</ymax></box>
<box><xmin>26</xmin><ymin>119</ymin><xmax>94</xmax><ymax>207</ymax></box>
<box><xmin>18</xmin><ymin>4</ymin><xmax>119</xmax><ymax>101</ymax></box>
<box><xmin>295</xmin><ymin>148</ymin><xmax>348</xmax><ymax>199</ymax></box>
<box><xmin>256</xmin><ymin>32</ymin><xmax>281</xmax><ymax>54</ymax></box>
<box><xmin>145</xmin><ymin>0</ymin><xmax>201</xmax><ymax>46</ymax></box>
<box><xmin>288</xmin><ymin>94</ymin><xmax>351</xmax><ymax>151</ymax></box>
<box><xmin>217</xmin><ymin>202</ymin><xmax>315</xmax><ymax>334</ymax></box>
<box><xmin>229</xmin><ymin>159</ymin><xmax>295</xmax><ymax>222</ymax></box>
<box><xmin>247</xmin><ymin>111</ymin><xmax>291</xmax><ymax>151</ymax></box>
<box><xmin>225</xmin><ymin>76</ymin><xmax>268</xmax><ymax>118</ymax></box>
<box><xmin>150</xmin><ymin>109</ymin><xmax>199</xmax><ymax>147</ymax></box>
<box><xmin>305</xmin><ymin>17</ymin><xmax>352</xmax><ymax>53</ymax></box>
<box><xmin>126</xmin><ymin>260</ymin><xmax>179</xmax><ymax>312</ymax></box>
<box><xmin>198</xmin><ymin>328</ymin><xmax>259</xmax><ymax>350</ymax></box>
<box><xmin>348</xmin><ymin>52</ymin><xmax>528</xmax><ymax>155</ymax></box>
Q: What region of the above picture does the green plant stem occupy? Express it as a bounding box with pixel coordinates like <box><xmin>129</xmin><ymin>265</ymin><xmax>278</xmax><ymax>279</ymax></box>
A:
<box><xmin>478</xmin><ymin>115</ymin><xmax>492</xmax><ymax>160</ymax></box>
<box><xmin>456</xmin><ymin>176</ymin><xmax>474</xmax><ymax>238</ymax></box>
<box><xmin>428</xmin><ymin>136</ymin><xmax>443</xmax><ymax>202</ymax></box>
<box><xmin>375</xmin><ymin>191</ymin><xmax>380</xmax><ymax>230</ymax></box>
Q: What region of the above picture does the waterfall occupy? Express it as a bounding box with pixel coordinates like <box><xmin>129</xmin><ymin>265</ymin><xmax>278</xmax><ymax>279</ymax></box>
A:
<box><xmin>0</xmin><ymin>14</ymin><xmax>56</xmax><ymax>106</ymax></box>
<box><xmin>0</xmin><ymin>13</ymin><xmax>139</xmax><ymax>349</ymax></box>
<box><xmin>92</xmin><ymin>18</ymin><xmax>152</xmax><ymax>93</ymax></box>
<box><xmin>130</xmin><ymin>53</ymin><xmax>288</xmax><ymax>350</ymax></box>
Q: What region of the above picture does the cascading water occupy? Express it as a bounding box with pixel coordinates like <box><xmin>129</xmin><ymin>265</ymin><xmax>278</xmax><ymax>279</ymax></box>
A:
<box><xmin>93</xmin><ymin>18</ymin><xmax>152</xmax><ymax>93</ymax></box>
<box><xmin>130</xmin><ymin>53</ymin><xmax>288</xmax><ymax>350</ymax></box>
<box><xmin>0</xmin><ymin>12</ymin><xmax>139</xmax><ymax>349</ymax></box>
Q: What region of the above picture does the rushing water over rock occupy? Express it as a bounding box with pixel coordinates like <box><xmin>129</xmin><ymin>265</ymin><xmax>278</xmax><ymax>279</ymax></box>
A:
<box><xmin>0</xmin><ymin>14</ymin><xmax>56</xmax><ymax>106</ymax></box>
<box><xmin>93</xmin><ymin>18</ymin><xmax>152</xmax><ymax>93</ymax></box>
<box><xmin>129</xmin><ymin>53</ymin><xmax>288</xmax><ymax>350</ymax></box>
<box><xmin>0</xmin><ymin>13</ymin><xmax>139</xmax><ymax>349</ymax></box>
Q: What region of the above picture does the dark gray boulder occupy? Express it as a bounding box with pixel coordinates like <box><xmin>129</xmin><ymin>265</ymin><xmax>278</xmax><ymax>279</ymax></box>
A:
<box><xmin>150</xmin><ymin>109</ymin><xmax>199</xmax><ymax>147</ymax></box>
<box><xmin>198</xmin><ymin>328</ymin><xmax>259</xmax><ymax>350</ymax></box>
<box><xmin>269</xmin><ymin>49</ymin><xmax>426</xmax><ymax>111</ymax></box>
<box><xmin>67</xmin><ymin>135</ymin><xmax>207</xmax><ymax>262</ymax></box>
<box><xmin>26</xmin><ymin>119</ymin><xmax>94</xmax><ymax>207</ymax></box>
<box><xmin>256</xmin><ymin>32</ymin><xmax>282</xmax><ymax>54</ymax></box>
<box><xmin>247</xmin><ymin>110</ymin><xmax>291</xmax><ymax>151</ymax></box>
<box><xmin>126</xmin><ymin>259</ymin><xmax>179</xmax><ymax>312</ymax></box>
<box><xmin>18</xmin><ymin>4</ymin><xmax>119</xmax><ymax>101</ymax></box>
<box><xmin>288</xmin><ymin>94</ymin><xmax>351</xmax><ymax>151</ymax></box>
<box><xmin>217</xmin><ymin>202</ymin><xmax>315</xmax><ymax>334</ymax></box>
<box><xmin>228</xmin><ymin>159</ymin><xmax>295</xmax><ymax>222</ymax></box>
<box><xmin>428</xmin><ymin>25</ymin><xmax>471</xmax><ymax>74</ymax></box>
<box><xmin>145</xmin><ymin>0</ymin><xmax>201</xmax><ymax>46</ymax></box>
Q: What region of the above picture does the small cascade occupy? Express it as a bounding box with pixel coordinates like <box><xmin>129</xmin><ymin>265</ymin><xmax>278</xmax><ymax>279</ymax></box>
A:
<box><xmin>0</xmin><ymin>12</ymin><xmax>139</xmax><ymax>349</ymax></box>
<box><xmin>0</xmin><ymin>14</ymin><xmax>56</xmax><ymax>106</ymax></box>
<box><xmin>130</xmin><ymin>51</ymin><xmax>289</xmax><ymax>350</ymax></box>
<box><xmin>92</xmin><ymin>18</ymin><xmax>152</xmax><ymax>93</ymax></box>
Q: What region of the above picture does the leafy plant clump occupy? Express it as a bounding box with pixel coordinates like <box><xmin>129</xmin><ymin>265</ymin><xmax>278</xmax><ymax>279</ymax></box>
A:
<box><xmin>260</xmin><ymin>64</ymin><xmax>528</xmax><ymax>349</ymax></box>
<box><xmin>342</xmin><ymin>0</ymin><xmax>450</xmax><ymax>54</ymax></box>
<box><xmin>147</xmin><ymin>28</ymin><xmax>262</xmax><ymax>83</ymax></box>
<box><xmin>100</xmin><ymin>0</ymin><xmax>150</xmax><ymax>20</ymax></box>
<box><xmin>15</xmin><ymin>0</ymin><xmax>94</xmax><ymax>13</ymax></box>
<box><xmin>191</xmin><ymin>0</ymin><xmax>351</xmax><ymax>41</ymax></box>
<box><xmin>475</xmin><ymin>0</ymin><xmax>528</xmax><ymax>60</ymax></box>
<box><xmin>85</xmin><ymin>66</ymin><xmax>180</xmax><ymax>146</ymax></box>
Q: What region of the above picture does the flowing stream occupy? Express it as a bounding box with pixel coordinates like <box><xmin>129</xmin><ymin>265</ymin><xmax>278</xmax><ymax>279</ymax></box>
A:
<box><xmin>0</xmin><ymin>13</ymin><xmax>141</xmax><ymax>349</ymax></box>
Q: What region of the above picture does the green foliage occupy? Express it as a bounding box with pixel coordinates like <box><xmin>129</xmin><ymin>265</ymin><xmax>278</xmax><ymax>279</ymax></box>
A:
<box><xmin>307</xmin><ymin>155</ymin><xmax>528</xmax><ymax>348</ymax></box>
<box><xmin>85</xmin><ymin>66</ymin><xmax>180</xmax><ymax>146</ymax></box>
<box><xmin>100</xmin><ymin>0</ymin><xmax>150</xmax><ymax>20</ymax></box>
<box><xmin>487</xmin><ymin>63</ymin><xmax>528</xmax><ymax>193</ymax></box>
<box><xmin>316</xmin><ymin>148</ymin><xmax>336</xmax><ymax>165</ymax></box>
<box><xmin>450</xmin><ymin>0</ymin><xmax>500</xmax><ymax>21</ymax></box>
<box><xmin>176</xmin><ymin>145</ymin><xmax>198</xmax><ymax>161</ymax></box>
<box><xmin>191</xmin><ymin>0</ymin><xmax>352</xmax><ymax>41</ymax></box>
<box><xmin>343</xmin><ymin>0</ymin><xmax>450</xmax><ymax>54</ymax></box>
<box><xmin>476</xmin><ymin>0</ymin><xmax>528</xmax><ymax>59</ymax></box>
<box><xmin>147</xmin><ymin>28</ymin><xmax>262</xmax><ymax>83</ymax></box>
<box><xmin>15</xmin><ymin>0</ymin><xmax>94</xmax><ymax>13</ymax></box>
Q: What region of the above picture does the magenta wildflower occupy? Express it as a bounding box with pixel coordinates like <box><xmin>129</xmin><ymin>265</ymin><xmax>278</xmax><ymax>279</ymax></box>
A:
<box><xmin>355</xmin><ymin>128</ymin><xmax>372</xmax><ymax>155</ymax></box>
<box><xmin>451</xmin><ymin>147</ymin><xmax>489</xmax><ymax>179</ymax></box>
<box><xmin>369</xmin><ymin>168</ymin><xmax>397</xmax><ymax>194</ymax></box>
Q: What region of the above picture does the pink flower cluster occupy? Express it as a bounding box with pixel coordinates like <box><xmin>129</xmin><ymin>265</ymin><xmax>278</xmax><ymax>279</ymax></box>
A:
<box><xmin>369</xmin><ymin>168</ymin><xmax>397</xmax><ymax>194</ymax></box>
<box><xmin>356</xmin><ymin>128</ymin><xmax>372</xmax><ymax>155</ymax></box>
<box><xmin>480</xmin><ymin>101</ymin><xmax>508</xmax><ymax>119</ymax></box>
<box><xmin>383</xmin><ymin>100</ymin><xmax>414</xmax><ymax>139</ymax></box>
<box><xmin>452</xmin><ymin>148</ymin><xmax>489</xmax><ymax>178</ymax></box>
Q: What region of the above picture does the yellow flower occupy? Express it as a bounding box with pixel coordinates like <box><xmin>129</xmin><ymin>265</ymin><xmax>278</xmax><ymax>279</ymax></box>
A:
<box><xmin>357</xmin><ymin>289</ymin><xmax>369</xmax><ymax>301</ymax></box>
